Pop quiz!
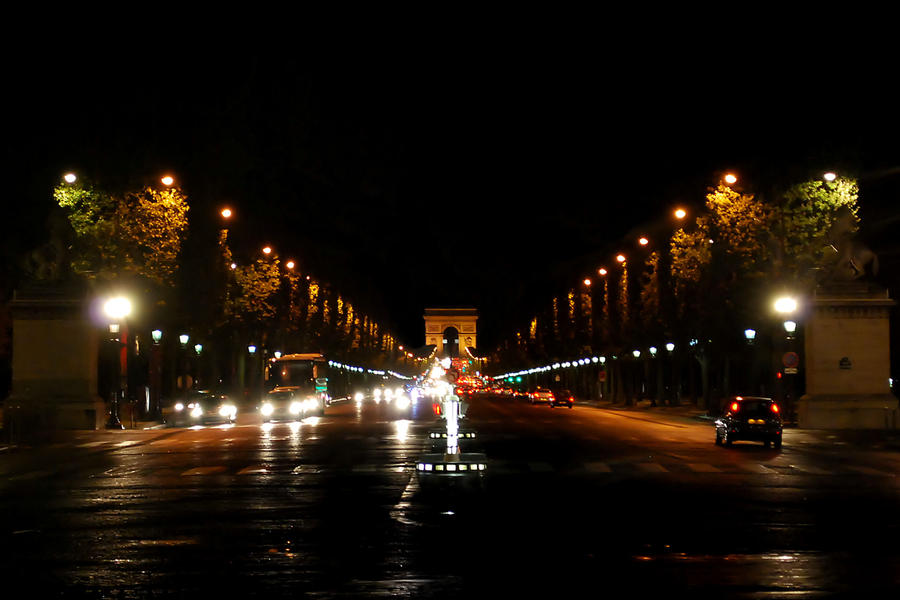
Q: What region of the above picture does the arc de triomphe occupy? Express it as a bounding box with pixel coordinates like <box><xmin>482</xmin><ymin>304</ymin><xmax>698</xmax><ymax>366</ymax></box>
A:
<box><xmin>423</xmin><ymin>308</ymin><xmax>477</xmax><ymax>358</ymax></box>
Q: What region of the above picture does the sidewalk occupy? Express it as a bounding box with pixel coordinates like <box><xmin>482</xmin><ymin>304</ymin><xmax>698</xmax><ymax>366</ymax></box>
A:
<box><xmin>0</xmin><ymin>419</ymin><xmax>172</xmax><ymax>454</ymax></box>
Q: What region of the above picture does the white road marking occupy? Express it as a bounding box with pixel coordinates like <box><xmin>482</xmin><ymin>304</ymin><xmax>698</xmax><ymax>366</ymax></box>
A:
<box><xmin>687</xmin><ymin>463</ymin><xmax>720</xmax><ymax>473</ymax></box>
<box><xmin>181</xmin><ymin>466</ymin><xmax>227</xmax><ymax>476</ymax></box>
<box><xmin>236</xmin><ymin>466</ymin><xmax>269</xmax><ymax>475</ymax></box>
<box><xmin>636</xmin><ymin>463</ymin><xmax>668</xmax><ymax>473</ymax></box>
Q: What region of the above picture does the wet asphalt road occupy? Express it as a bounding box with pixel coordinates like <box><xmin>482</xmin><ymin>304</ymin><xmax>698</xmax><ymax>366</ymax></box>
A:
<box><xmin>2</xmin><ymin>394</ymin><xmax>900</xmax><ymax>598</ymax></box>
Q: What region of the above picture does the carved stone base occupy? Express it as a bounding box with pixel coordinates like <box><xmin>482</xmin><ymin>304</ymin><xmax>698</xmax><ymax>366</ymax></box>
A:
<box><xmin>797</xmin><ymin>394</ymin><xmax>898</xmax><ymax>429</ymax></box>
<box><xmin>800</xmin><ymin>282</ymin><xmax>897</xmax><ymax>429</ymax></box>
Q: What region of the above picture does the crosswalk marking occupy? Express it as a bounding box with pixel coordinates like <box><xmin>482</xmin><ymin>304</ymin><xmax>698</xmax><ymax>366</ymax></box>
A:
<box><xmin>790</xmin><ymin>464</ymin><xmax>832</xmax><ymax>475</ymax></box>
<box><xmin>687</xmin><ymin>463</ymin><xmax>720</xmax><ymax>473</ymax></box>
<box><xmin>181</xmin><ymin>466</ymin><xmax>227</xmax><ymax>476</ymax></box>
<box><xmin>584</xmin><ymin>462</ymin><xmax>612</xmax><ymax>473</ymax></box>
<box><xmin>236</xmin><ymin>466</ymin><xmax>269</xmax><ymax>475</ymax></box>
<box><xmin>636</xmin><ymin>463</ymin><xmax>668</xmax><ymax>473</ymax></box>
<box><xmin>741</xmin><ymin>463</ymin><xmax>778</xmax><ymax>474</ymax></box>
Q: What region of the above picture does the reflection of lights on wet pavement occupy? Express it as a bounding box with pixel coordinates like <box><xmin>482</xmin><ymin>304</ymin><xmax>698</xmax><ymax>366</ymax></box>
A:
<box><xmin>189</xmin><ymin>425</ymin><xmax>205</xmax><ymax>430</ymax></box>
<box><xmin>394</xmin><ymin>419</ymin><xmax>411</xmax><ymax>441</ymax></box>
<box><xmin>301</xmin><ymin>416</ymin><xmax>320</xmax><ymax>426</ymax></box>
<box><xmin>214</xmin><ymin>423</ymin><xmax>235</xmax><ymax>430</ymax></box>
<box><xmin>288</xmin><ymin>421</ymin><xmax>301</xmax><ymax>435</ymax></box>
<box><xmin>261</xmin><ymin>422</ymin><xmax>275</xmax><ymax>435</ymax></box>
<box><xmin>395</xmin><ymin>395</ymin><xmax>411</xmax><ymax>409</ymax></box>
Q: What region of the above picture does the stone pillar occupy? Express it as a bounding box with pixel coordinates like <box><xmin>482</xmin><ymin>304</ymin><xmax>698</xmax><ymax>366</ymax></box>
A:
<box><xmin>6</xmin><ymin>285</ymin><xmax>106</xmax><ymax>434</ymax></box>
<box><xmin>798</xmin><ymin>282</ymin><xmax>898</xmax><ymax>429</ymax></box>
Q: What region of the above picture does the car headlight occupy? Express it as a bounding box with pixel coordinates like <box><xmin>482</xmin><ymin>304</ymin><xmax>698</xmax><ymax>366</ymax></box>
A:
<box><xmin>289</xmin><ymin>401</ymin><xmax>302</xmax><ymax>415</ymax></box>
<box><xmin>219</xmin><ymin>404</ymin><xmax>236</xmax><ymax>418</ymax></box>
<box><xmin>261</xmin><ymin>403</ymin><xmax>274</xmax><ymax>417</ymax></box>
<box><xmin>191</xmin><ymin>405</ymin><xmax>203</xmax><ymax>418</ymax></box>
<box><xmin>174</xmin><ymin>402</ymin><xmax>184</xmax><ymax>412</ymax></box>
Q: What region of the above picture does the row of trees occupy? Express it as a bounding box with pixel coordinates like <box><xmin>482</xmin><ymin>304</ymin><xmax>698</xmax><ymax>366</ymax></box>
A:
<box><xmin>52</xmin><ymin>176</ymin><xmax>403</xmax><ymax>398</ymax></box>
<box><xmin>493</xmin><ymin>175</ymin><xmax>861</xmax><ymax>409</ymax></box>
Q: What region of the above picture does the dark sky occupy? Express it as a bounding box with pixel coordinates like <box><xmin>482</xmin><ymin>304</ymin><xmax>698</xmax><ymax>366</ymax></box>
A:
<box><xmin>6</xmin><ymin>43</ymin><xmax>900</xmax><ymax>350</ymax></box>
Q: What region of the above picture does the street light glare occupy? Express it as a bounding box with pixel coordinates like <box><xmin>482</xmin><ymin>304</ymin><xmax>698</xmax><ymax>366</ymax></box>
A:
<box><xmin>64</xmin><ymin>173</ymin><xmax>77</xmax><ymax>183</ymax></box>
<box><xmin>774</xmin><ymin>297</ymin><xmax>798</xmax><ymax>314</ymax></box>
<box><xmin>674</xmin><ymin>208</ymin><xmax>687</xmax><ymax>219</ymax></box>
<box><xmin>583</xmin><ymin>278</ymin><xmax>592</xmax><ymax>287</ymax></box>
<box><xmin>598</xmin><ymin>268</ymin><xmax>608</xmax><ymax>276</ymax></box>
<box><xmin>638</xmin><ymin>237</ymin><xmax>649</xmax><ymax>246</ymax></box>
<box><xmin>161</xmin><ymin>175</ymin><xmax>175</xmax><ymax>186</ymax></box>
<box><xmin>616</xmin><ymin>254</ymin><xmax>626</xmax><ymax>263</ymax></box>
<box><xmin>286</xmin><ymin>260</ymin><xmax>295</xmax><ymax>269</ymax></box>
<box><xmin>724</xmin><ymin>173</ymin><xmax>738</xmax><ymax>185</ymax></box>
<box><xmin>824</xmin><ymin>172</ymin><xmax>837</xmax><ymax>182</ymax></box>
<box><xmin>262</xmin><ymin>246</ymin><xmax>272</xmax><ymax>255</ymax></box>
<box><xmin>103</xmin><ymin>297</ymin><xmax>132</xmax><ymax>320</ymax></box>
<box><xmin>221</xmin><ymin>208</ymin><xmax>233</xmax><ymax>218</ymax></box>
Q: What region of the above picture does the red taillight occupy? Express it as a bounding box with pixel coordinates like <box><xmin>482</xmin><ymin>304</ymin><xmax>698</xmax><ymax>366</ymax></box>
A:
<box><xmin>731</xmin><ymin>402</ymin><xmax>740</xmax><ymax>412</ymax></box>
<box><xmin>432</xmin><ymin>403</ymin><xmax>442</xmax><ymax>416</ymax></box>
<box><xmin>569</xmin><ymin>397</ymin><xmax>574</xmax><ymax>402</ymax></box>
<box><xmin>771</xmin><ymin>404</ymin><xmax>780</xmax><ymax>413</ymax></box>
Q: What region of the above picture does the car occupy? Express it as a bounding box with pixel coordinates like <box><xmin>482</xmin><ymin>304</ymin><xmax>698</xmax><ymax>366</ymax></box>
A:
<box><xmin>550</xmin><ymin>389</ymin><xmax>574</xmax><ymax>408</ymax></box>
<box><xmin>529</xmin><ymin>387</ymin><xmax>554</xmax><ymax>404</ymax></box>
<box><xmin>259</xmin><ymin>386</ymin><xmax>322</xmax><ymax>422</ymax></box>
<box><xmin>169</xmin><ymin>390</ymin><xmax>237</xmax><ymax>426</ymax></box>
<box><xmin>715</xmin><ymin>396</ymin><xmax>783</xmax><ymax>449</ymax></box>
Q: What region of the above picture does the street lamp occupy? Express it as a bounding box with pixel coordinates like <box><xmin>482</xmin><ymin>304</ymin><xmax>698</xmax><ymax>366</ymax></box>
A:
<box><xmin>248</xmin><ymin>345</ymin><xmax>257</xmax><ymax>354</ymax></box>
<box><xmin>784</xmin><ymin>320</ymin><xmax>797</xmax><ymax>339</ymax></box>
<box><xmin>724</xmin><ymin>173</ymin><xmax>738</xmax><ymax>185</ymax></box>
<box><xmin>179</xmin><ymin>334</ymin><xmax>189</xmax><ymax>346</ymax></box>
<box><xmin>823</xmin><ymin>172</ymin><xmax>837</xmax><ymax>182</ymax></box>
<box><xmin>744</xmin><ymin>328</ymin><xmax>757</xmax><ymax>343</ymax></box>
<box><xmin>161</xmin><ymin>175</ymin><xmax>175</xmax><ymax>187</ymax></box>
<box><xmin>149</xmin><ymin>330</ymin><xmax>163</xmax><ymax>420</ymax></box>
<box><xmin>64</xmin><ymin>172</ymin><xmax>77</xmax><ymax>184</ymax></box>
<box><xmin>103</xmin><ymin>296</ymin><xmax>132</xmax><ymax>429</ymax></box>
<box><xmin>774</xmin><ymin>296</ymin><xmax>797</xmax><ymax>314</ymax></box>
<box><xmin>666</xmin><ymin>342</ymin><xmax>675</xmax><ymax>353</ymax></box>
<box><xmin>638</xmin><ymin>237</ymin><xmax>649</xmax><ymax>246</ymax></box>
<box><xmin>221</xmin><ymin>207</ymin><xmax>233</xmax><ymax>219</ymax></box>
<box><xmin>674</xmin><ymin>208</ymin><xmax>687</xmax><ymax>220</ymax></box>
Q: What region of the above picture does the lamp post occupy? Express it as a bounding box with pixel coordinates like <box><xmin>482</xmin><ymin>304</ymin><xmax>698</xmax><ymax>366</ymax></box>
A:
<box><xmin>774</xmin><ymin>296</ymin><xmax>799</xmax><ymax>421</ymax></box>
<box><xmin>178</xmin><ymin>334</ymin><xmax>190</xmax><ymax>400</ymax></box>
<box><xmin>103</xmin><ymin>296</ymin><xmax>132</xmax><ymax>429</ymax></box>
<box><xmin>149</xmin><ymin>329</ymin><xmax>163</xmax><ymax>420</ymax></box>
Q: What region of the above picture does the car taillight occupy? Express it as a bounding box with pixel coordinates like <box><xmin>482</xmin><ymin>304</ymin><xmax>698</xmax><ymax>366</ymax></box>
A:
<box><xmin>731</xmin><ymin>402</ymin><xmax>740</xmax><ymax>412</ymax></box>
<box><xmin>771</xmin><ymin>404</ymin><xmax>780</xmax><ymax>413</ymax></box>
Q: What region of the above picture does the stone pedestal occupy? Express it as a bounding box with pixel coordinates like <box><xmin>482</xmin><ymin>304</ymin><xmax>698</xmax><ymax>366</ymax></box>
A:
<box><xmin>6</xmin><ymin>284</ymin><xmax>107</xmax><ymax>434</ymax></box>
<box><xmin>798</xmin><ymin>282</ymin><xmax>898</xmax><ymax>429</ymax></box>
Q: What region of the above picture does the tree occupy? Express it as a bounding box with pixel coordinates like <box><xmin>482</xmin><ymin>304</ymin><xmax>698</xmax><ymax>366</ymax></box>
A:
<box><xmin>55</xmin><ymin>181</ymin><xmax>189</xmax><ymax>286</ymax></box>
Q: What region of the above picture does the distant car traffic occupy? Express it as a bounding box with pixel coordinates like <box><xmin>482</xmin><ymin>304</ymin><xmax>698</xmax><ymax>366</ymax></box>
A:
<box><xmin>528</xmin><ymin>387</ymin><xmax>554</xmax><ymax>404</ymax></box>
<box><xmin>715</xmin><ymin>396</ymin><xmax>783</xmax><ymax>449</ymax></box>
<box><xmin>169</xmin><ymin>390</ymin><xmax>237</xmax><ymax>426</ymax></box>
<box><xmin>550</xmin><ymin>389</ymin><xmax>574</xmax><ymax>409</ymax></box>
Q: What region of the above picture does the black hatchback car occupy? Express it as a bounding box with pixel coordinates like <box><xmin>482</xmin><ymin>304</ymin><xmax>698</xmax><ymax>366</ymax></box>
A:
<box><xmin>715</xmin><ymin>396</ymin><xmax>783</xmax><ymax>449</ymax></box>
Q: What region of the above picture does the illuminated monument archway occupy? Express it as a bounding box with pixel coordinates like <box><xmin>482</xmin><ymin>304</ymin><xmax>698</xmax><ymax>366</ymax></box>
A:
<box><xmin>424</xmin><ymin>308</ymin><xmax>477</xmax><ymax>359</ymax></box>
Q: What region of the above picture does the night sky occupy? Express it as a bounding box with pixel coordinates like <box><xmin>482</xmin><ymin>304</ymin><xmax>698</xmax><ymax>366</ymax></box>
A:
<box><xmin>5</xmin><ymin>43</ymin><xmax>900</xmax><ymax>350</ymax></box>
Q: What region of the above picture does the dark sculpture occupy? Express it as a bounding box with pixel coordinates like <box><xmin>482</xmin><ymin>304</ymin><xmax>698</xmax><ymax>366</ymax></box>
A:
<box><xmin>823</xmin><ymin>206</ymin><xmax>879</xmax><ymax>282</ymax></box>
